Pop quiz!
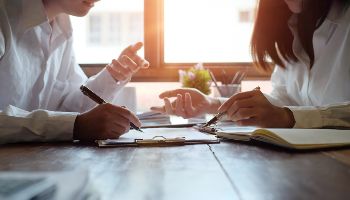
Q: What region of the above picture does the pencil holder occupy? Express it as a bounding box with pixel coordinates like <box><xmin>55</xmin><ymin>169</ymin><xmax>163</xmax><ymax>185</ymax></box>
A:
<box><xmin>212</xmin><ymin>84</ymin><xmax>241</xmax><ymax>98</ymax></box>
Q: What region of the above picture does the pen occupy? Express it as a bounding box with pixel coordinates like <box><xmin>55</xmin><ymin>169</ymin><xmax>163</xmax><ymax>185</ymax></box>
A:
<box><xmin>209</xmin><ymin>70</ymin><xmax>224</xmax><ymax>97</ymax></box>
<box><xmin>203</xmin><ymin>112</ymin><xmax>226</xmax><ymax>127</ymax></box>
<box><xmin>80</xmin><ymin>85</ymin><xmax>143</xmax><ymax>132</ymax></box>
<box><xmin>203</xmin><ymin>86</ymin><xmax>260</xmax><ymax>127</ymax></box>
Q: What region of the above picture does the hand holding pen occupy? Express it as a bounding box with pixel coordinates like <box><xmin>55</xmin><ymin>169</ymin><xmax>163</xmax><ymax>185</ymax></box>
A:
<box><xmin>204</xmin><ymin>87</ymin><xmax>260</xmax><ymax>127</ymax></box>
<box><xmin>207</xmin><ymin>86</ymin><xmax>295</xmax><ymax>128</ymax></box>
<box><xmin>73</xmin><ymin>85</ymin><xmax>143</xmax><ymax>142</ymax></box>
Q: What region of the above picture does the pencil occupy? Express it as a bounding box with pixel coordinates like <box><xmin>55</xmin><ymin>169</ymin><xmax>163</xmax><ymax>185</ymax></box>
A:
<box><xmin>209</xmin><ymin>70</ymin><xmax>224</xmax><ymax>97</ymax></box>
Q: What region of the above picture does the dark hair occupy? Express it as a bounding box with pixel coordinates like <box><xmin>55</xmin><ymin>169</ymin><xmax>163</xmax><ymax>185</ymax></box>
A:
<box><xmin>251</xmin><ymin>0</ymin><xmax>348</xmax><ymax>71</ymax></box>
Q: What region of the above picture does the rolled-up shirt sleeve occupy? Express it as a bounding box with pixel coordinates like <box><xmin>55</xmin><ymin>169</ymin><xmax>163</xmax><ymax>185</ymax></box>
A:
<box><xmin>0</xmin><ymin>105</ymin><xmax>77</xmax><ymax>144</ymax></box>
<box><xmin>55</xmin><ymin>37</ymin><xmax>129</xmax><ymax>113</ymax></box>
<box><xmin>288</xmin><ymin>102</ymin><xmax>350</xmax><ymax>128</ymax></box>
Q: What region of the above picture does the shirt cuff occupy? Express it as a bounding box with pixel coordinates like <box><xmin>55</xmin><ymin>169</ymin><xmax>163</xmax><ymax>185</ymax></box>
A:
<box><xmin>287</xmin><ymin>106</ymin><xmax>323</xmax><ymax>128</ymax></box>
<box><xmin>85</xmin><ymin>67</ymin><xmax>129</xmax><ymax>102</ymax></box>
<box><xmin>45</xmin><ymin>111</ymin><xmax>78</xmax><ymax>141</ymax></box>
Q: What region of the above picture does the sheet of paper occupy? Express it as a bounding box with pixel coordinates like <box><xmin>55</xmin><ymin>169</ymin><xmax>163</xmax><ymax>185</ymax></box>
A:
<box><xmin>102</xmin><ymin>127</ymin><xmax>218</xmax><ymax>144</ymax></box>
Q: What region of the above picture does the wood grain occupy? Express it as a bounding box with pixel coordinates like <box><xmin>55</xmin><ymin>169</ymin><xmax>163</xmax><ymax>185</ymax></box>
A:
<box><xmin>209</xmin><ymin>141</ymin><xmax>350</xmax><ymax>200</ymax></box>
<box><xmin>0</xmin><ymin>143</ymin><xmax>237</xmax><ymax>200</ymax></box>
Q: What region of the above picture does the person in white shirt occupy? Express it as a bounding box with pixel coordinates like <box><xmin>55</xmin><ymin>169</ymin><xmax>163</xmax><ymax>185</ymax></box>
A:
<box><xmin>151</xmin><ymin>0</ymin><xmax>350</xmax><ymax>129</ymax></box>
<box><xmin>0</xmin><ymin>0</ymin><xmax>149</xmax><ymax>144</ymax></box>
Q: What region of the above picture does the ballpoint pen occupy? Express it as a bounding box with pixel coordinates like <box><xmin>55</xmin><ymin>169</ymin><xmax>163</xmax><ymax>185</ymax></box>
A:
<box><xmin>203</xmin><ymin>111</ymin><xmax>227</xmax><ymax>127</ymax></box>
<box><xmin>80</xmin><ymin>85</ymin><xmax>144</xmax><ymax>132</ymax></box>
<box><xmin>203</xmin><ymin>86</ymin><xmax>260</xmax><ymax>127</ymax></box>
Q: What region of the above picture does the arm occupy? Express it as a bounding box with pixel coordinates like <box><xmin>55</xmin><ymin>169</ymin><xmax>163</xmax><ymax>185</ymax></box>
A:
<box><xmin>0</xmin><ymin>105</ymin><xmax>76</xmax><ymax>144</ymax></box>
<box><xmin>288</xmin><ymin>102</ymin><xmax>350</xmax><ymax>128</ymax></box>
<box><xmin>54</xmin><ymin>39</ymin><xmax>148</xmax><ymax>113</ymax></box>
<box><xmin>0</xmin><ymin>104</ymin><xmax>142</xmax><ymax>144</ymax></box>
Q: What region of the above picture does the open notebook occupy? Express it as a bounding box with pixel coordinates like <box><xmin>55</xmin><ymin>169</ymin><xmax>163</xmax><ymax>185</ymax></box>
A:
<box><xmin>199</xmin><ymin>126</ymin><xmax>350</xmax><ymax>150</ymax></box>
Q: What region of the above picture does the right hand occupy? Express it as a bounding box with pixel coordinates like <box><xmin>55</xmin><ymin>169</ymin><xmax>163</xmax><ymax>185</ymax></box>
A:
<box><xmin>150</xmin><ymin>88</ymin><xmax>221</xmax><ymax>119</ymax></box>
<box><xmin>106</xmin><ymin>42</ymin><xmax>149</xmax><ymax>82</ymax></box>
<box><xmin>73</xmin><ymin>103</ymin><xmax>141</xmax><ymax>141</ymax></box>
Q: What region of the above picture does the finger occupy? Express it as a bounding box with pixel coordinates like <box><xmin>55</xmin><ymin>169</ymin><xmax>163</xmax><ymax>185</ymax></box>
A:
<box><xmin>150</xmin><ymin>106</ymin><xmax>166</xmax><ymax>113</ymax></box>
<box><xmin>107</xmin><ymin>104</ymin><xmax>141</xmax><ymax>128</ymax></box>
<box><xmin>120</xmin><ymin>55</ymin><xmax>138</xmax><ymax>72</ymax></box>
<box><xmin>125</xmin><ymin>54</ymin><xmax>149</xmax><ymax>69</ymax></box>
<box><xmin>129</xmin><ymin>42</ymin><xmax>143</xmax><ymax>53</ymax></box>
<box><xmin>111</xmin><ymin>59</ymin><xmax>133</xmax><ymax>76</ymax></box>
<box><xmin>164</xmin><ymin>98</ymin><xmax>174</xmax><ymax>115</ymax></box>
<box><xmin>119</xmin><ymin>106</ymin><xmax>141</xmax><ymax>128</ymax></box>
<box><xmin>218</xmin><ymin>90</ymin><xmax>259</xmax><ymax>113</ymax></box>
<box><xmin>159</xmin><ymin>89</ymin><xmax>189</xmax><ymax>99</ymax></box>
<box><xmin>184</xmin><ymin>93</ymin><xmax>196</xmax><ymax>117</ymax></box>
<box><xmin>226</xmin><ymin>98</ymin><xmax>256</xmax><ymax>118</ymax></box>
<box><xmin>111</xmin><ymin>124</ymin><xmax>129</xmax><ymax>136</ymax></box>
<box><xmin>230</xmin><ymin>108</ymin><xmax>256</xmax><ymax>121</ymax></box>
<box><xmin>175</xmin><ymin>94</ymin><xmax>186</xmax><ymax>117</ymax></box>
<box><xmin>236</xmin><ymin>118</ymin><xmax>258</xmax><ymax>127</ymax></box>
<box><xmin>106</xmin><ymin>65</ymin><xmax>128</xmax><ymax>81</ymax></box>
<box><xmin>121</xmin><ymin>42</ymin><xmax>150</xmax><ymax>68</ymax></box>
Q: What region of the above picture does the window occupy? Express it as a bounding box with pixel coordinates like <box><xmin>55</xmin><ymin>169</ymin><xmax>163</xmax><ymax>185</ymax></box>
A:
<box><xmin>163</xmin><ymin>0</ymin><xmax>256</xmax><ymax>63</ymax></box>
<box><xmin>72</xmin><ymin>0</ymin><xmax>269</xmax><ymax>81</ymax></box>
<box><xmin>70</xmin><ymin>0</ymin><xmax>144</xmax><ymax>64</ymax></box>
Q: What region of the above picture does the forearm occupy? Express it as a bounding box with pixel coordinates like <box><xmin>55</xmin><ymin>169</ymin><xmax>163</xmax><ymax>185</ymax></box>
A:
<box><xmin>0</xmin><ymin>105</ymin><xmax>76</xmax><ymax>144</ymax></box>
<box><xmin>59</xmin><ymin>67</ymin><xmax>128</xmax><ymax>113</ymax></box>
<box><xmin>287</xmin><ymin>102</ymin><xmax>350</xmax><ymax>128</ymax></box>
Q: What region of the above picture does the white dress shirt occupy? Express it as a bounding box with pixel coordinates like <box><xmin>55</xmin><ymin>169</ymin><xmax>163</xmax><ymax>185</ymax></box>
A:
<box><xmin>267</xmin><ymin>2</ymin><xmax>350</xmax><ymax>128</ymax></box>
<box><xmin>0</xmin><ymin>0</ymin><xmax>127</xmax><ymax>144</ymax></box>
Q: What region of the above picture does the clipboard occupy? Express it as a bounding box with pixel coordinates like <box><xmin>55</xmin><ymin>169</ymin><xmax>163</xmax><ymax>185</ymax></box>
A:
<box><xmin>96</xmin><ymin>127</ymin><xmax>220</xmax><ymax>147</ymax></box>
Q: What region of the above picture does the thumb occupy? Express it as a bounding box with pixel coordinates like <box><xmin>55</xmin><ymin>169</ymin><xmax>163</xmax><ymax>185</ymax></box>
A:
<box><xmin>150</xmin><ymin>106</ymin><xmax>165</xmax><ymax>113</ymax></box>
<box><xmin>217</xmin><ymin>101</ymin><xmax>230</xmax><ymax>113</ymax></box>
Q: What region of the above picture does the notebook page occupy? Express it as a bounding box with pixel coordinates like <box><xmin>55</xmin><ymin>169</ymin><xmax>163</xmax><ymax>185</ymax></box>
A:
<box><xmin>260</xmin><ymin>129</ymin><xmax>350</xmax><ymax>145</ymax></box>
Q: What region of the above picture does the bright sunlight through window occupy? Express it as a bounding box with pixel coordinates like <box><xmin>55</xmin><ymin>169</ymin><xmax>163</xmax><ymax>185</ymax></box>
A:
<box><xmin>70</xmin><ymin>0</ymin><xmax>144</xmax><ymax>64</ymax></box>
<box><xmin>164</xmin><ymin>0</ymin><xmax>257</xmax><ymax>63</ymax></box>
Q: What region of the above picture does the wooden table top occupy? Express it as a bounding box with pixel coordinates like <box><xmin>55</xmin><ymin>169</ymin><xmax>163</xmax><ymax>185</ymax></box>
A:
<box><xmin>1</xmin><ymin>141</ymin><xmax>350</xmax><ymax>200</ymax></box>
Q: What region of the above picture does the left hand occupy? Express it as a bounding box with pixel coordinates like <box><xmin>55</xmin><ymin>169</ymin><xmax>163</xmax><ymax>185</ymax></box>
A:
<box><xmin>106</xmin><ymin>42</ymin><xmax>149</xmax><ymax>81</ymax></box>
<box><xmin>218</xmin><ymin>89</ymin><xmax>295</xmax><ymax>128</ymax></box>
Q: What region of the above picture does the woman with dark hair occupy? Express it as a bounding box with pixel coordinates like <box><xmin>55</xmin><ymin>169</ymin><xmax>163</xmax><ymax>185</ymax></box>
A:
<box><xmin>152</xmin><ymin>0</ymin><xmax>350</xmax><ymax>129</ymax></box>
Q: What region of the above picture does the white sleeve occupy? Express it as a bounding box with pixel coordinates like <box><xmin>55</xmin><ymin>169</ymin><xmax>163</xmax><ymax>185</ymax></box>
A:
<box><xmin>55</xmin><ymin>38</ymin><xmax>128</xmax><ymax>113</ymax></box>
<box><xmin>0</xmin><ymin>105</ymin><xmax>77</xmax><ymax>144</ymax></box>
<box><xmin>287</xmin><ymin>102</ymin><xmax>350</xmax><ymax>128</ymax></box>
<box><xmin>265</xmin><ymin>66</ymin><xmax>297</xmax><ymax>107</ymax></box>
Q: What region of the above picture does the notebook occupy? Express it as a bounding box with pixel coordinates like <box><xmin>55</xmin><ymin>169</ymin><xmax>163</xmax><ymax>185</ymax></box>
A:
<box><xmin>199</xmin><ymin>126</ymin><xmax>350</xmax><ymax>150</ymax></box>
<box><xmin>97</xmin><ymin>127</ymin><xmax>219</xmax><ymax>147</ymax></box>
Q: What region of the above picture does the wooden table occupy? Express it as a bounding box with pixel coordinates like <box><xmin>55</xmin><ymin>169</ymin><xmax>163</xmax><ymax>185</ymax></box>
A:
<box><xmin>1</xmin><ymin>141</ymin><xmax>350</xmax><ymax>200</ymax></box>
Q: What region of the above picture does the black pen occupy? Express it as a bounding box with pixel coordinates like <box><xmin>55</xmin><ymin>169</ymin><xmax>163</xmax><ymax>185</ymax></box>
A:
<box><xmin>80</xmin><ymin>85</ymin><xmax>143</xmax><ymax>132</ymax></box>
<box><xmin>203</xmin><ymin>86</ymin><xmax>260</xmax><ymax>127</ymax></box>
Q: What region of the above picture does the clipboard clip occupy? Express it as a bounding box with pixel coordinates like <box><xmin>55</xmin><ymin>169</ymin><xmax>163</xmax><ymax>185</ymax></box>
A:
<box><xmin>196</xmin><ymin>125</ymin><xmax>219</xmax><ymax>134</ymax></box>
<box><xmin>135</xmin><ymin>136</ymin><xmax>186</xmax><ymax>146</ymax></box>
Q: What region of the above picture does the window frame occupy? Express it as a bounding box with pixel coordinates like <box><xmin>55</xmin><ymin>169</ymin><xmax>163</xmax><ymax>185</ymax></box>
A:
<box><xmin>81</xmin><ymin>0</ymin><xmax>271</xmax><ymax>81</ymax></box>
